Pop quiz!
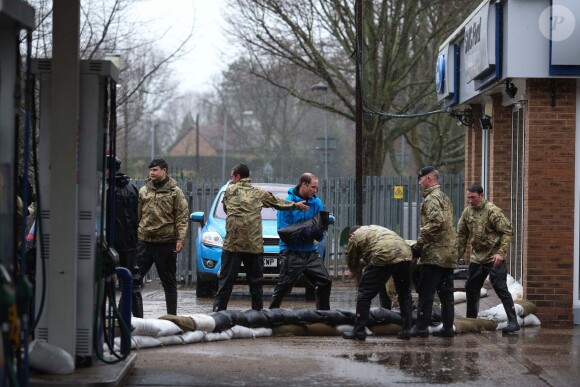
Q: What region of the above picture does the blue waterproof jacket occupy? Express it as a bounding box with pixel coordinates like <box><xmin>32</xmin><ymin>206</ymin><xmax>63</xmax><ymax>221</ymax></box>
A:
<box><xmin>277</xmin><ymin>186</ymin><xmax>325</xmax><ymax>252</ymax></box>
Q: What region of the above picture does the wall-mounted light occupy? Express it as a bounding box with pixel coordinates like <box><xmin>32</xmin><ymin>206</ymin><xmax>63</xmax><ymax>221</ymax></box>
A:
<box><xmin>480</xmin><ymin>114</ymin><xmax>492</xmax><ymax>130</ymax></box>
<box><xmin>505</xmin><ymin>78</ymin><xmax>518</xmax><ymax>99</ymax></box>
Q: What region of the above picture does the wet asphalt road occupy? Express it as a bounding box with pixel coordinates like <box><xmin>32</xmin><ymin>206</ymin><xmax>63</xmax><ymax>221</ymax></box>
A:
<box><xmin>118</xmin><ymin>281</ymin><xmax>580</xmax><ymax>387</ymax></box>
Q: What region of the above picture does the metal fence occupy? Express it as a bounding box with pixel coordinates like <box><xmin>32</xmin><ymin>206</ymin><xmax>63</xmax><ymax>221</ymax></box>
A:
<box><xmin>134</xmin><ymin>175</ymin><xmax>465</xmax><ymax>284</ymax></box>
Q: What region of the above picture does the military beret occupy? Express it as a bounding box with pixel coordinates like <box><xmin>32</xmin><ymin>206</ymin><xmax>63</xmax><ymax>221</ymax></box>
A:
<box><xmin>417</xmin><ymin>166</ymin><xmax>437</xmax><ymax>180</ymax></box>
<box><xmin>149</xmin><ymin>158</ymin><xmax>168</xmax><ymax>169</ymax></box>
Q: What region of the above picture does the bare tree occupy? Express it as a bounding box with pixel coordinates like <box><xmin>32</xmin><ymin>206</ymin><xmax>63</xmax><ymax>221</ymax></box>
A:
<box><xmin>27</xmin><ymin>0</ymin><xmax>193</xmax><ymax>166</ymax></box>
<box><xmin>224</xmin><ymin>0</ymin><xmax>478</xmax><ymax>176</ymax></box>
<box><xmin>208</xmin><ymin>58</ymin><xmax>357</xmax><ymax>179</ymax></box>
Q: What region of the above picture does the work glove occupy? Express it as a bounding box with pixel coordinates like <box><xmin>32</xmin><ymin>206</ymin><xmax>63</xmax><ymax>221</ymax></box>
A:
<box><xmin>411</xmin><ymin>244</ymin><xmax>422</xmax><ymax>259</ymax></box>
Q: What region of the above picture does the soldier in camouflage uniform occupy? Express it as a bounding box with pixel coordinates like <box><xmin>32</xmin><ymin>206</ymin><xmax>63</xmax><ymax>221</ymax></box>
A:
<box><xmin>343</xmin><ymin>225</ymin><xmax>414</xmax><ymax>341</ymax></box>
<box><xmin>213</xmin><ymin>164</ymin><xmax>308</xmax><ymax>312</ymax></box>
<box><xmin>411</xmin><ymin>166</ymin><xmax>457</xmax><ymax>338</ymax></box>
<box><xmin>458</xmin><ymin>183</ymin><xmax>519</xmax><ymax>333</ymax></box>
<box><xmin>138</xmin><ymin>158</ymin><xmax>189</xmax><ymax>316</ymax></box>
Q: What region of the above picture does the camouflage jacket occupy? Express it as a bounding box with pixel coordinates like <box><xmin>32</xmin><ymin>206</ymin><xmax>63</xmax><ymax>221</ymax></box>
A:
<box><xmin>457</xmin><ymin>199</ymin><xmax>513</xmax><ymax>264</ymax></box>
<box><xmin>346</xmin><ymin>225</ymin><xmax>412</xmax><ymax>278</ymax></box>
<box><xmin>138</xmin><ymin>177</ymin><xmax>189</xmax><ymax>244</ymax></box>
<box><xmin>223</xmin><ymin>178</ymin><xmax>299</xmax><ymax>254</ymax></box>
<box><xmin>416</xmin><ymin>184</ymin><xmax>457</xmax><ymax>269</ymax></box>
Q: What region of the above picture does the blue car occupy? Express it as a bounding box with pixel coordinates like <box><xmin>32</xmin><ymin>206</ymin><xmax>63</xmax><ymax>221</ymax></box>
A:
<box><xmin>190</xmin><ymin>182</ymin><xmax>330</xmax><ymax>298</ymax></box>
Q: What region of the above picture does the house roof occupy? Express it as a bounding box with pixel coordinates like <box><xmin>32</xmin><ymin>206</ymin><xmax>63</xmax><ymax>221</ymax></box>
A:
<box><xmin>167</xmin><ymin>124</ymin><xmax>219</xmax><ymax>156</ymax></box>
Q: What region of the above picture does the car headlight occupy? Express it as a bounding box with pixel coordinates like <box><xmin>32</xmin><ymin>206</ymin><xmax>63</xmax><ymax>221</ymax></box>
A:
<box><xmin>200</xmin><ymin>231</ymin><xmax>223</xmax><ymax>247</ymax></box>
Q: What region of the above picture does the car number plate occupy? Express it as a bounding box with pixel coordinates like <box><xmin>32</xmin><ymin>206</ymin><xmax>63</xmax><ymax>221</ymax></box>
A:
<box><xmin>241</xmin><ymin>258</ymin><xmax>277</xmax><ymax>267</ymax></box>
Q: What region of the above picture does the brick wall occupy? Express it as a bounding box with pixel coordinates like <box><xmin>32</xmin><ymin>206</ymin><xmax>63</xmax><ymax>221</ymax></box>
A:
<box><xmin>465</xmin><ymin>104</ymin><xmax>483</xmax><ymax>190</ymax></box>
<box><xmin>524</xmin><ymin>78</ymin><xmax>576</xmax><ymax>328</ymax></box>
<box><xmin>489</xmin><ymin>93</ymin><xmax>512</xmax><ymax>213</ymax></box>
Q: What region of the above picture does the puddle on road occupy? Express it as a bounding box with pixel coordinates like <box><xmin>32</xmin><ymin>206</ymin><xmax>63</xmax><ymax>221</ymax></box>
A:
<box><xmin>338</xmin><ymin>350</ymin><xmax>482</xmax><ymax>384</ymax></box>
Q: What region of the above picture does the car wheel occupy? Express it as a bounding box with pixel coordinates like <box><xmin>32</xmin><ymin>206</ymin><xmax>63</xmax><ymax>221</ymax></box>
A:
<box><xmin>196</xmin><ymin>274</ymin><xmax>216</xmax><ymax>298</ymax></box>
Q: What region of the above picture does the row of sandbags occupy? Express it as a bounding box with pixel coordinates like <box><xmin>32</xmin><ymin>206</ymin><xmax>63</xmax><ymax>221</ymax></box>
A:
<box><xmin>111</xmin><ymin>297</ymin><xmax>540</xmax><ymax>351</ymax></box>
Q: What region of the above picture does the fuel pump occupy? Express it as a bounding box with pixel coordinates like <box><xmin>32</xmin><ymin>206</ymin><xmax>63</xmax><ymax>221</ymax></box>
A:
<box><xmin>33</xmin><ymin>59</ymin><xmax>120</xmax><ymax>366</ymax></box>
<box><xmin>0</xmin><ymin>1</ymin><xmax>35</xmax><ymax>385</ymax></box>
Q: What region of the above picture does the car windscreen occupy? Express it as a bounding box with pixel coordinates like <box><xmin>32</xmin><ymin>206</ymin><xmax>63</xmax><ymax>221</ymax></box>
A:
<box><xmin>213</xmin><ymin>190</ymin><xmax>290</xmax><ymax>220</ymax></box>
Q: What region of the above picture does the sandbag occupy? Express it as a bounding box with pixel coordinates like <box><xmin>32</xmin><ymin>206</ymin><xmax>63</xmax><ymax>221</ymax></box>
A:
<box><xmin>335</xmin><ymin>324</ymin><xmax>372</xmax><ymax>335</ymax></box>
<box><xmin>333</xmin><ymin>310</ymin><xmax>356</xmax><ymax>325</ymax></box>
<box><xmin>453</xmin><ymin>269</ymin><xmax>469</xmax><ymax>279</ymax></box>
<box><xmin>478</xmin><ymin>303</ymin><xmax>525</xmax><ymax>321</ymax></box>
<box><xmin>187</xmin><ymin>313</ymin><xmax>216</xmax><ymax>332</ymax></box>
<box><xmin>230</xmin><ymin>325</ymin><xmax>255</xmax><ymax>339</ymax></box>
<box><xmin>452</xmin><ymin>318</ymin><xmax>480</xmax><ymax>333</ymax></box>
<box><xmin>454</xmin><ymin>292</ymin><xmax>467</xmax><ymax>304</ymax></box>
<box><xmin>158</xmin><ymin>315</ymin><xmax>196</xmax><ymax>332</ymax></box>
<box><xmin>182</xmin><ymin>331</ymin><xmax>205</xmax><ymax>344</ymax></box>
<box><xmin>315</xmin><ymin>309</ymin><xmax>356</xmax><ymax>326</ymax></box>
<box><xmin>204</xmin><ymin>330</ymin><xmax>233</xmax><ymax>342</ymax></box>
<box><xmin>454</xmin><ymin>288</ymin><xmax>488</xmax><ymax>304</ymax></box>
<box><xmin>369</xmin><ymin>323</ymin><xmax>401</xmax><ymax>336</ymax></box>
<box><xmin>515</xmin><ymin>299</ymin><xmax>537</xmax><ymax>316</ymax></box>
<box><xmin>277</xmin><ymin>211</ymin><xmax>328</xmax><ymax>245</ymax></box>
<box><xmin>120</xmin><ymin>335</ymin><xmax>163</xmax><ymax>349</ymax></box>
<box><xmin>472</xmin><ymin>318</ymin><xmax>498</xmax><ymax>331</ymax></box>
<box><xmin>294</xmin><ymin>309</ymin><xmax>326</xmax><ymax>324</ymax></box>
<box><xmin>368</xmin><ymin>307</ymin><xmax>402</xmax><ymax>326</ymax></box>
<box><xmin>522</xmin><ymin>314</ymin><xmax>541</xmax><ymax>327</ymax></box>
<box><xmin>157</xmin><ymin>335</ymin><xmax>185</xmax><ymax>346</ymax></box>
<box><xmin>305</xmin><ymin>323</ymin><xmax>341</xmax><ymax>336</ymax></box>
<box><xmin>209</xmin><ymin>311</ymin><xmax>234</xmax><ymax>332</ymax></box>
<box><xmin>272</xmin><ymin>324</ymin><xmax>308</xmax><ymax>336</ymax></box>
<box><xmin>220</xmin><ymin>310</ymin><xmax>250</xmax><ymax>327</ymax></box>
<box><xmin>251</xmin><ymin>327</ymin><xmax>273</xmax><ymax>337</ymax></box>
<box><xmin>244</xmin><ymin>309</ymin><xmax>271</xmax><ymax>328</ymax></box>
<box><xmin>263</xmin><ymin>308</ymin><xmax>306</xmax><ymax>326</ymax></box>
<box><xmin>496</xmin><ymin>316</ymin><xmax>524</xmax><ymax>330</ymax></box>
<box><xmin>429</xmin><ymin>323</ymin><xmax>456</xmax><ymax>334</ymax></box>
<box><xmin>131</xmin><ymin>317</ymin><xmax>182</xmax><ymax>337</ymax></box>
<box><xmin>507</xmin><ymin>274</ymin><xmax>524</xmax><ymax>300</ymax></box>
<box><xmin>29</xmin><ymin>339</ymin><xmax>75</xmax><ymax>375</ymax></box>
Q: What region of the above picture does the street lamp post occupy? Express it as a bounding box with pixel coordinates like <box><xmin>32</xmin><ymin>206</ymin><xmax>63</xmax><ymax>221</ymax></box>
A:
<box><xmin>221</xmin><ymin>113</ymin><xmax>228</xmax><ymax>181</ymax></box>
<box><xmin>311</xmin><ymin>82</ymin><xmax>329</xmax><ymax>180</ymax></box>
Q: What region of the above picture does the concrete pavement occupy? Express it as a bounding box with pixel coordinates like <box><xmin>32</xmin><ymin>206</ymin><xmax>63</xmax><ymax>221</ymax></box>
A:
<box><xmin>30</xmin><ymin>280</ymin><xmax>580</xmax><ymax>386</ymax></box>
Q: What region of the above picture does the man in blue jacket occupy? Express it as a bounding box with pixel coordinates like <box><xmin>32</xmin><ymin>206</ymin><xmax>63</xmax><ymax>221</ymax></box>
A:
<box><xmin>269</xmin><ymin>173</ymin><xmax>332</xmax><ymax>310</ymax></box>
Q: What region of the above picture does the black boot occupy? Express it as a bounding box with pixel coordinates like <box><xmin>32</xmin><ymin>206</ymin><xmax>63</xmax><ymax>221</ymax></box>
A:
<box><xmin>410</xmin><ymin>309</ymin><xmax>431</xmax><ymax>337</ymax></box>
<box><xmin>396</xmin><ymin>292</ymin><xmax>412</xmax><ymax>340</ymax></box>
<box><xmin>269</xmin><ymin>298</ymin><xmax>281</xmax><ymax>309</ymax></box>
<box><xmin>269</xmin><ymin>284</ymin><xmax>286</xmax><ymax>309</ymax></box>
<box><xmin>132</xmin><ymin>291</ymin><xmax>144</xmax><ymax>318</ymax></box>
<box><xmin>502</xmin><ymin>305</ymin><xmax>520</xmax><ymax>333</ymax></box>
<box><xmin>165</xmin><ymin>293</ymin><xmax>177</xmax><ymax>315</ymax></box>
<box><xmin>343</xmin><ymin>308</ymin><xmax>368</xmax><ymax>341</ymax></box>
<box><xmin>250</xmin><ymin>287</ymin><xmax>264</xmax><ymax>311</ymax></box>
<box><xmin>433</xmin><ymin>295</ymin><xmax>455</xmax><ymax>337</ymax></box>
<box><xmin>315</xmin><ymin>283</ymin><xmax>332</xmax><ymax>310</ymax></box>
<box><xmin>466</xmin><ymin>293</ymin><xmax>480</xmax><ymax>319</ymax></box>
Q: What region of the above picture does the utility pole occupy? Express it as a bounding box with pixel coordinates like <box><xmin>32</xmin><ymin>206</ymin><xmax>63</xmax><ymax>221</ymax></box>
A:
<box><xmin>195</xmin><ymin>113</ymin><xmax>199</xmax><ymax>174</ymax></box>
<box><xmin>355</xmin><ymin>0</ymin><xmax>363</xmax><ymax>225</ymax></box>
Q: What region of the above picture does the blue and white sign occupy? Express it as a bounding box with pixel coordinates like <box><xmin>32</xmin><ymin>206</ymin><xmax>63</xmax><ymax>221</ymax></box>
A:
<box><xmin>549</xmin><ymin>0</ymin><xmax>580</xmax><ymax>72</ymax></box>
<box><xmin>435</xmin><ymin>43</ymin><xmax>458</xmax><ymax>105</ymax></box>
<box><xmin>464</xmin><ymin>3</ymin><xmax>494</xmax><ymax>81</ymax></box>
<box><xmin>435</xmin><ymin>54</ymin><xmax>445</xmax><ymax>94</ymax></box>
